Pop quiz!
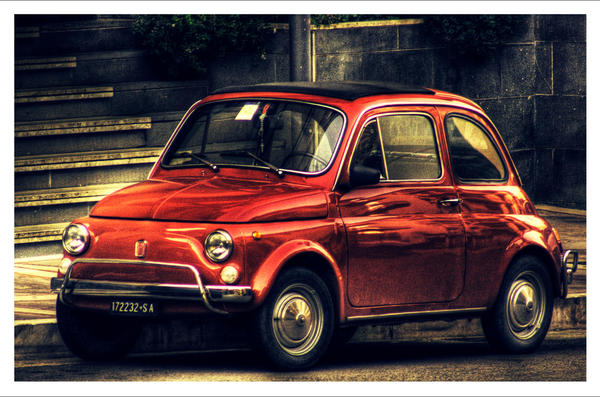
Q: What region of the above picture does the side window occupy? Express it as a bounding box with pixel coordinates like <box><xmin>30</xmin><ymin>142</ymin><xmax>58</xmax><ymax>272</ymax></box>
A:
<box><xmin>378</xmin><ymin>114</ymin><xmax>441</xmax><ymax>180</ymax></box>
<box><xmin>445</xmin><ymin>115</ymin><xmax>506</xmax><ymax>181</ymax></box>
<box><xmin>351</xmin><ymin>120</ymin><xmax>386</xmax><ymax>178</ymax></box>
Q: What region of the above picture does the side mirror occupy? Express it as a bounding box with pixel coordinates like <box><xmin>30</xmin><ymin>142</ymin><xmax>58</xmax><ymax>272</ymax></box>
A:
<box><xmin>349</xmin><ymin>164</ymin><xmax>380</xmax><ymax>188</ymax></box>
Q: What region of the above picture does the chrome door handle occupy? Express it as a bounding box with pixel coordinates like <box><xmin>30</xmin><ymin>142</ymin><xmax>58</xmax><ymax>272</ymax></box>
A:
<box><xmin>438</xmin><ymin>198</ymin><xmax>463</xmax><ymax>207</ymax></box>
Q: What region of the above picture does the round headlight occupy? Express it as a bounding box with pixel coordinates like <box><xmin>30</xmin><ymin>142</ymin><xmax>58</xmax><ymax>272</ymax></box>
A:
<box><xmin>204</xmin><ymin>230</ymin><xmax>233</xmax><ymax>263</ymax></box>
<box><xmin>62</xmin><ymin>224</ymin><xmax>90</xmax><ymax>255</ymax></box>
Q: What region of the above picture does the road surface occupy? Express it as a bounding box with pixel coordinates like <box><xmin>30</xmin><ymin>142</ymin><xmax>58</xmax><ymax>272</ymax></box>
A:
<box><xmin>15</xmin><ymin>330</ymin><xmax>585</xmax><ymax>383</ymax></box>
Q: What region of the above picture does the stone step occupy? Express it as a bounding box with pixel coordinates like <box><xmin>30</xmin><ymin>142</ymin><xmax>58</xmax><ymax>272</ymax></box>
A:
<box><xmin>15</xmin><ymin>147</ymin><xmax>162</xmax><ymax>173</ymax></box>
<box><xmin>14</xmin><ymin>222</ymin><xmax>69</xmax><ymax>259</ymax></box>
<box><xmin>14</xmin><ymin>148</ymin><xmax>162</xmax><ymax>173</ymax></box>
<box><xmin>15</xmin><ymin>17</ymin><xmax>138</xmax><ymax>57</ymax></box>
<box><xmin>15</xmin><ymin>86</ymin><xmax>114</xmax><ymax>104</ymax></box>
<box><xmin>15</xmin><ymin>56</ymin><xmax>77</xmax><ymax>71</ymax></box>
<box><xmin>15</xmin><ymin>183</ymin><xmax>131</xmax><ymax>211</ymax></box>
<box><xmin>15</xmin><ymin>26</ymin><xmax>40</xmax><ymax>39</ymax></box>
<box><xmin>15</xmin><ymin>116</ymin><xmax>151</xmax><ymax>138</ymax></box>
<box><xmin>15</xmin><ymin>81</ymin><xmax>207</xmax><ymax>122</ymax></box>
<box><xmin>14</xmin><ymin>222</ymin><xmax>70</xmax><ymax>245</ymax></box>
<box><xmin>15</xmin><ymin>182</ymin><xmax>131</xmax><ymax>208</ymax></box>
<box><xmin>15</xmin><ymin>112</ymin><xmax>182</xmax><ymax>156</ymax></box>
<box><xmin>15</xmin><ymin>50</ymin><xmax>161</xmax><ymax>90</ymax></box>
<box><xmin>15</xmin><ymin>147</ymin><xmax>161</xmax><ymax>191</ymax></box>
<box><xmin>15</xmin><ymin>183</ymin><xmax>131</xmax><ymax>227</ymax></box>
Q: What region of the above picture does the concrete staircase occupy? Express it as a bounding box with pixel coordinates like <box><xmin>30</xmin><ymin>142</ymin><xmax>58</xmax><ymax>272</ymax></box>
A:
<box><xmin>14</xmin><ymin>15</ymin><xmax>209</xmax><ymax>257</ymax></box>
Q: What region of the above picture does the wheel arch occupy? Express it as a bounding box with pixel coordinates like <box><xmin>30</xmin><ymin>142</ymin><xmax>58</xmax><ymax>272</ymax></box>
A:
<box><xmin>508</xmin><ymin>245</ymin><xmax>561</xmax><ymax>297</ymax></box>
<box><xmin>279</xmin><ymin>252</ymin><xmax>343</xmax><ymax>323</ymax></box>
<box><xmin>487</xmin><ymin>244</ymin><xmax>561</xmax><ymax>310</ymax></box>
<box><xmin>250</xmin><ymin>240</ymin><xmax>345</xmax><ymax>322</ymax></box>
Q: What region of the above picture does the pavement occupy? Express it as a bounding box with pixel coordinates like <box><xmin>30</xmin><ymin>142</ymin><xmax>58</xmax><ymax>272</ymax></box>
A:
<box><xmin>14</xmin><ymin>204</ymin><xmax>586</xmax><ymax>352</ymax></box>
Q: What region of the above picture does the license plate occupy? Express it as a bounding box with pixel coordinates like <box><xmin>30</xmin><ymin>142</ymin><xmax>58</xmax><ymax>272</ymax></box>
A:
<box><xmin>110</xmin><ymin>300</ymin><xmax>157</xmax><ymax>316</ymax></box>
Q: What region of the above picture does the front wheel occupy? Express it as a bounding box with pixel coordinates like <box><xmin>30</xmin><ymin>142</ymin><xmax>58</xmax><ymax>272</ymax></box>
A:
<box><xmin>252</xmin><ymin>267</ymin><xmax>334</xmax><ymax>370</ymax></box>
<box><xmin>481</xmin><ymin>255</ymin><xmax>554</xmax><ymax>353</ymax></box>
<box><xmin>56</xmin><ymin>298</ymin><xmax>142</xmax><ymax>360</ymax></box>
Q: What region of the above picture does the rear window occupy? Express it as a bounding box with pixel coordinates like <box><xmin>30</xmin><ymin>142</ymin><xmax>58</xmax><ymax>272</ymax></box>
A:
<box><xmin>445</xmin><ymin>115</ymin><xmax>506</xmax><ymax>181</ymax></box>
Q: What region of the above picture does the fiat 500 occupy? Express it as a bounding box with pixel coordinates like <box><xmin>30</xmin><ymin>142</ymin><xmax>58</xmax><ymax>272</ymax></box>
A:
<box><xmin>51</xmin><ymin>81</ymin><xmax>578</xmax><ymax>370</ymax></box>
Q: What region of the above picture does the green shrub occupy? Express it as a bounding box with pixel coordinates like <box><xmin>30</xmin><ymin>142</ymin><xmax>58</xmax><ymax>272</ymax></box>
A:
<box><xmin>133</xmin><ymin>15</ymin><xmax>279</xmax><ymax>79</ymax></box>
<box><xmin>311</xmin><ymin>14</ymin><xmax>404</xmax><ymax>26</ymax></box>
<box><xmin>424</xmin><ymin>15</ymin><xmax>528</xmax><ymax>61</ymax></box>
<box><xmin>133</xmin><ymin>14</ymin><xmax>528</xmax><ymax>79</ymax></box>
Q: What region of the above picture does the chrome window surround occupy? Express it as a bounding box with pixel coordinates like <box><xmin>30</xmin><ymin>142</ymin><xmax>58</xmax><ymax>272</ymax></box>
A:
<box><xmin>51</xmin><ymin>258</ymin><xmax>253</xmax><ymax>315</ymax></box>
<box><xmin>332</xmin><ymin>100</ymin><xmax>497</xmax><ymax>191</ymax></box>
<box><xmin>348</xmin><ymin>111</ymin><xmax>445</xmax><ymax>184</ymax></box>
<box><xmin>159</xmin><ymin>98</ymin><xmax>348</xmax><ymax>178</ymax></box>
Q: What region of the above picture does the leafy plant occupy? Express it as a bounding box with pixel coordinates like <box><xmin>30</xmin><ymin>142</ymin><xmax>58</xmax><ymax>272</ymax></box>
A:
<box><xmin>423</xmin><ymin>15</ymin><xmax>527</xmax><ymax>61</ymax></box>
<box><xmin>133</xmin><ymin>15</ymin><xmax>279</xmax><ymax>79</ymax></box>
<box><xmin>133</xmin><ymin>14</ymin><xmax>527</xmax><ymax>79</ymax></box>
<box><xmin>311</xmin><ymin>14</ymin><xmax>405</xmax><ymax>26</ymax></box>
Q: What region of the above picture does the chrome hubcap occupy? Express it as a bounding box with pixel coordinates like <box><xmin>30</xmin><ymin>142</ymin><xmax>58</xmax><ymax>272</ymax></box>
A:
<box><xmin>272</xmin><ymin>283</ymin><xmax>324</xmax><ymax>356</ymax></box>
<box><xmin>506</xmin><ymin>271</ymin><xmax>546</xmax><ymax>340</ymax></box>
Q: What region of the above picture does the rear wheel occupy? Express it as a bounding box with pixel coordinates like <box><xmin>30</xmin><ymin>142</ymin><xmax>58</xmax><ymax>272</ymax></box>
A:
<box><xmin>482</xmin><ymin>255</ymin><xmax>554</xmax><ymax>353</ymax></box>
<box><xmin>253</xmin><ymin>267</ymin><xmax>334</xmax><ymax>370</ymax></box>
<box><xmin>56</xmin><ymin>298</ymin><xmax>142</xmax><ymax>360</ymax></box>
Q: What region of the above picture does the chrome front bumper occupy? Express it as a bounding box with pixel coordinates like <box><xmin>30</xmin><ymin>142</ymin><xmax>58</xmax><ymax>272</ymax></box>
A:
<box><xmin>560</xmin><ymin>250</ymin><xmax>579</xmax><ymax>298</ymax></box>
<box><xmin>50</xmin><ymin>258</ymin><xmax>253</xmax><ymax>315</ymax></box>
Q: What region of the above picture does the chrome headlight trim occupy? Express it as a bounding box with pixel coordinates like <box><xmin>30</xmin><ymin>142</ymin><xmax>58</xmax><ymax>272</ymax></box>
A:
<box><xmin>204</xmin><ymin>229</ymin><xmax>233</xmax><ymax>263</ymax></box>
<box><xmin>62</xmin><ymin>223</ymin><xmax>90</xmax><ymax>255</ymax></box>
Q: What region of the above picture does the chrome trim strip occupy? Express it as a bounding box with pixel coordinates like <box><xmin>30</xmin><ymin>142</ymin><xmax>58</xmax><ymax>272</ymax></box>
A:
<box><xmin>206</xmin><ymin>285</ymin><xmax>253</xmax><ymax>303</ymax></box>
<box><xmin>55</xmin><ymin>258</ymin><xmax>245</xmax><ymax>314</ymax></box>
<box><xmin>561</xmin><ymin>249</ymin><xmax>579</xmax><ymax>298</ymax></box>
<box><xmin>346</xmin><ymin>306</ymin><xmax>487</xmax><ymax>322</ymax></box>
<box><xmin>374</xmin><ymin>118</ymin><xmax>389</xmax><ymax>179</ymax></box>
<box><xmin>52</xmin><ymin>277</ymin><xmax>253</xmax><ymax>304</ymax></box>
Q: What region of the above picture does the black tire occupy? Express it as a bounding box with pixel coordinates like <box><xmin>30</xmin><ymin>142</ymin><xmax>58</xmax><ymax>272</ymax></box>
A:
<box><xmin>252</xmin><ymin>267</ymin><xmax>334</xmax><ymax>370</ymax></box>
<box><xmin>481</xmin><ymin>255</ymin><xmax>554</xmax><ymax>353</ymax></box>
<box><xmin>56</xmin><ymin>298</ymin><xmax>142</xmax><ymax>361</ymax></box>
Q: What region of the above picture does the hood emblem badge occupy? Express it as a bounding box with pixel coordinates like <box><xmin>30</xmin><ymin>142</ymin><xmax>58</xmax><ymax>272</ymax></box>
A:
<box><xmin>135</xmin><ymin>240</ymin><xmax>147</xmax><ymax>258</ymax></box>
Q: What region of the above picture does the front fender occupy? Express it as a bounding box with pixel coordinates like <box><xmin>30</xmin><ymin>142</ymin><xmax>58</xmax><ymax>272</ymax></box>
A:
<box><xmin>250</xmin><ymin>239</ymin><xmax>344</xmax><ymax>317</ymax></box>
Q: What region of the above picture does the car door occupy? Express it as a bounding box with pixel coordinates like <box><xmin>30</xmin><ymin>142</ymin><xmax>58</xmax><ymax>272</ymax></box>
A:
<box><xmin>439</xmin><ymin>107</ymin><xmax>523</xmax><ymax>297</ymax></box>
<box><xmin>339</xmin><ymin>107</ymin><xmax>466</xmax><ymax>307</ymax></box>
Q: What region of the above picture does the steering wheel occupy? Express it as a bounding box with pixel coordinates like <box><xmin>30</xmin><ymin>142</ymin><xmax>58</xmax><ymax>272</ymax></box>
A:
<box><xmin>281</xmin><ymin>152</ymin><xmax>329</xmax><ymax>171</ymax></box>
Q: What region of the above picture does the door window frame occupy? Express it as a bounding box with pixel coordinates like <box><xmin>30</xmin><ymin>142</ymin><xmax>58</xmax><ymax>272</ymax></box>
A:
<box><xmin>349</xmin><ymin>111</ymin><xmax>445</xmax><ymax>184</ymax></box>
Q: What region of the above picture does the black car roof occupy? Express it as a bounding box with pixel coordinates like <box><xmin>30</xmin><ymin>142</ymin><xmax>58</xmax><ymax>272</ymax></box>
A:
<box><xmin>210</xmin><ymin>81</ymin><xmax>435</xmax><ymax>101</ymax></box>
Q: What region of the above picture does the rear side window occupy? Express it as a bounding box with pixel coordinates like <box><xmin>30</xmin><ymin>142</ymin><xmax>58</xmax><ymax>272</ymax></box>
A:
<box><xmin>445</xmin><ymin>115</ymin><xmax>506</xmax><ymax>181</ymax></box>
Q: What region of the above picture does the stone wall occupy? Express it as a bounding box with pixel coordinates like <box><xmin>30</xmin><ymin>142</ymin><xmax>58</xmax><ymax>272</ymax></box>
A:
<box><xmin>208</xmin><ymin>15</ymin><xmax>586</xmax><ymax>209</ymax></box>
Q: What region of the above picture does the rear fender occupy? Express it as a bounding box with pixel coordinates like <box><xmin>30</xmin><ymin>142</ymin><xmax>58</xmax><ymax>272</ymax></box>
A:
<box><xmin>489</xmin><ymin>230</ymin><xmax>562</xmax><ymax>307</ymax></box>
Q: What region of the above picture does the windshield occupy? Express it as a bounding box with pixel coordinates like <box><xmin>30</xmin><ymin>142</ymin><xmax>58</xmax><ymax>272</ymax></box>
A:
<box><xmin>162</xmin><ymin>100</ymin><xmax>345</xmax><ymax>174</ymax></box>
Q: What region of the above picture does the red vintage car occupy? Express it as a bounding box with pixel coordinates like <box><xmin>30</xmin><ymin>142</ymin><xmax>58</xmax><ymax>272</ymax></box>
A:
<box><xmin>51</xmin><ymin>81</ymin><xmax>578</xmax><ymax>370</ymax></box>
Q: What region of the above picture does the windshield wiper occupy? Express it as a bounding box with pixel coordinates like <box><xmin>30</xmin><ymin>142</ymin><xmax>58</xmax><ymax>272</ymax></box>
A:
<box><xmin>172</xmin><ymin>151</ymin><xmax>219</xmax><ymax>172</ymax></box>
<box><xmin>221</xmin><ymin>150</ymin><xmax>284</xmax><ymax>177</ymax></box>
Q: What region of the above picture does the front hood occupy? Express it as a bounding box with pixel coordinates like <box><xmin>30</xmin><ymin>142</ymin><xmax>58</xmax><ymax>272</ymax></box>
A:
<box><xmin>90</xmin><ymin>177</ymin><xmax>329</xmax><ymax>223</ymax></box>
